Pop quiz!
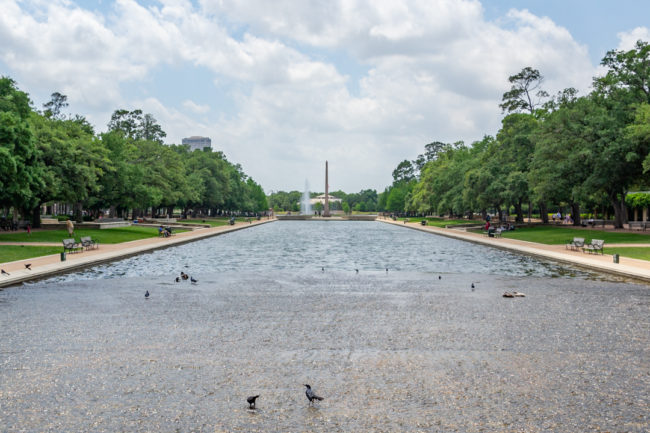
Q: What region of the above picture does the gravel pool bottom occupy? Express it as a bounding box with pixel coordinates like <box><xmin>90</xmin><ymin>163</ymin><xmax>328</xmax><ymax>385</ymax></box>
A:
<box><xmin>0</xmin><ymin>222</ymin><xmax>648</xmax><ymax>432</ymax></box>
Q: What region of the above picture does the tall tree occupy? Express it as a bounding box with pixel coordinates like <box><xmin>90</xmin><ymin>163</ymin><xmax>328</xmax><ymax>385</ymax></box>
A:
<box><xmin>43</xmin><ymin>92</ymin><xmax>69</xmax><ymax>119</ymax></box>
<box><xmin>500</xmin><ymin>67</ymin><xmax>549</xmax><ymax>114</ymax></box>
<box><xmin>0</xmin><ymin>77</ymin><xmax>43</xmax><ymax>221</ymax></box>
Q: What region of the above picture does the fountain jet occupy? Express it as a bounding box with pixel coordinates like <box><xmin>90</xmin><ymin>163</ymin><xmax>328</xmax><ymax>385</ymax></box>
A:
<box><xmin>301</xmin><ymin>180</ymin><xmax>312</xmax><ymax>215</ymax></box>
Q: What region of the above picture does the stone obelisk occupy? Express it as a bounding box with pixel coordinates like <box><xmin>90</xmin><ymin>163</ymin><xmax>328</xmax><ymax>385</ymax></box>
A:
<box><xmin>324</xmin><ymin>160</ymin><xmax>330</xmax><ymax>217</ymax></box>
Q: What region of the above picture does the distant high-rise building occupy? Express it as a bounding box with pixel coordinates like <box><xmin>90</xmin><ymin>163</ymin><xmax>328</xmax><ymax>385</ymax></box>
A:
<box><xmin>182</xmin><ymin>136</ymin><xmax>212</xmax><ymax>151</ymax></box>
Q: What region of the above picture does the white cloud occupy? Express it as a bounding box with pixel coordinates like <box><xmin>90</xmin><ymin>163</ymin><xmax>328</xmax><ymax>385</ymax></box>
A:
<box><xmin>182</xmin><ymin>99</ymin><xmax>210</xmax><ymax>114</ymax></box>
<box><xmin>0</xmin><ymin>0</ymin><xmax>601</xmax><ymax>191</ymax></box>
<box><xmin>617</xmin><ymin>27</ymin><xmax>650</xmax><ymax>50</ymax></box>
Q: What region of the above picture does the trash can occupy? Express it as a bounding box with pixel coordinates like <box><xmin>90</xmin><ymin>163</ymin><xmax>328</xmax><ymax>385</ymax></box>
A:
<box><xmin>421</xmin><ymin>220</ymin><xmax>427</xmax><ymax>226</ymax></box>
<box><xmin>613</xmin><ymin>254</ymin><xmax>619</xmax><ymax>264</ymax></box>
<box><xmin>60</xmin><ymin>252</ymin><xmax>66</xmax><ymax>261</ymax></box>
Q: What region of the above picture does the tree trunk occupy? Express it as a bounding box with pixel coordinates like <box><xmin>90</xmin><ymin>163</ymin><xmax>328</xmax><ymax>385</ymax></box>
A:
<box><xmin>610</xmin><ymin>194</ymin><xmax>625</xmax><ymax>229</ymax></box>
<box><xmin>31</xmin><ymin>205</ymin><xmax>42</xmax><ymax>228</ymax></box>
<box><xmin>571</xmin><ymin>202</ymin><xmax>581</xmax><ymax>226</ymax></box>
<box><xmin>74</xmin><ymin>202</ymin><xmax>83</xmax><ymax>223</ymax></box>
<box><xmin>527</xmin><ymin>200</ymin><xmax>532</xmax><ymax>222</ymax></box>
<box><xmin>539</xmin><ymin>201</ymin><xmax>548</xmax><ymax>223</ymax></box>
<box><xmin>515</xmin><ymin>200</ymin><xmax>523</xmax><ymax>223</ymax></box>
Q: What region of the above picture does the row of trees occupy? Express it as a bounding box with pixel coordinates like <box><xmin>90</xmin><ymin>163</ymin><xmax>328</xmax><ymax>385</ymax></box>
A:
<box><xmin>382</xmin><ymin>41</ymin><xmax>650</xmax><ymax>228</ymax></box>
<box><xmin>0</xmin><ymin>78</ymin><xmax>268</xmax><ymax>227</ymax></box>
<box><xmin>267</xmin><ymin>189</ymin><xmax>380</xmax><ymax>213</ymax></box>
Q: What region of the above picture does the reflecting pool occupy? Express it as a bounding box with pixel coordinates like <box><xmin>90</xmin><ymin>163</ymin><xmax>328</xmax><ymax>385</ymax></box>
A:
<box><xmin>1</xmin><ymin>221</ymin><xmax>648</xmax><ymax>432</ymax></box>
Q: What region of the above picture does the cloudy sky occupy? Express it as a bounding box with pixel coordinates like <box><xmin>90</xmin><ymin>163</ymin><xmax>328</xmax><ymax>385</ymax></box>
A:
<box><xmin>1</xmin><ymin>0</ymin><xmax>649</xmax><ymax>193</ymax></box>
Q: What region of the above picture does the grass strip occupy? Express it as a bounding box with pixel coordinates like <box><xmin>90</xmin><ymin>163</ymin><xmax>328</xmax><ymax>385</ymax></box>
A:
<box><xmin>499</xmin><ymin>225</ymin><xmax>650</xmax><ymax>245</ymax></box>
<box><xmin>0</xmin><ymin>245</ymin><xmax>63</xmax><ymax>263</ymax></box>
<box><xmin>0</xmin><ymin>226</ymin><xmax>165</xmax><ymax>244</ymax></box>
<box><xmin>603</xmin><ymin>247</ymin><xmax>650</xmax><ymax>261</ymax></box>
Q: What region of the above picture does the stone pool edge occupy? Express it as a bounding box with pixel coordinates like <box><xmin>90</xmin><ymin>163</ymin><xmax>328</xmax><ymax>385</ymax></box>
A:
<box><xmin>379</xmin><ymin>218</ymin><xmax>650</xmax><ymax>284</ymax></box>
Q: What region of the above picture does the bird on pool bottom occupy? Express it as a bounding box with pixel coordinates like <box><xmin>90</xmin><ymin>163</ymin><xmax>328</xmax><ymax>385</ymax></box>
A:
<box><xmin>145</xmin><ymin>290</ymin><xmax>150</xmax><ymax>299</ymax></box>
<box><xmin>190</xmin><ymin>276</ymin><xmax>198</xmax><ymax>284</ymax></box>
<box><xmin>304</xmin><ymin>384</ymin><xmax>324</xmax><ymax>406</ymax></box>
<box><xmin>247</xmin><ymin>395</ymin><xmax>259</xmax><ymax>409</ymax></box>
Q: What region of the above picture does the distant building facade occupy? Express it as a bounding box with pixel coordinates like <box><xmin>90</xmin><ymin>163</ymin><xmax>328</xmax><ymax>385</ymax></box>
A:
<box><xmin>309</xmin><ymin>194</ymin><xmax>341</xmax><ymax>206</ymax></box>
<box><xmin>182</xmin><ymin>136</ymin><xmax>212</xmax><ymax>151</ymax></box>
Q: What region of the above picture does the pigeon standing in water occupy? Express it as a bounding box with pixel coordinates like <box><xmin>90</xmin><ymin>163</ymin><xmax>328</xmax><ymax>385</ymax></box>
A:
<box><xmin>471</xmin><ymin>283</ymin><xmax>475</xmax><ymax>291</ymax></box>
<box><xmin>304</xmin><ymin>384</ymin><xmax>324</xmax><ymax>406</ymax></box>
<box><xmin>438</xmin><ymin>275</ymin><xmax>441</xmax><ymax>280</ymax></box>
<box><xmin>355</xmin><ymin>269</ymin><xmax>359</xmax><ymax>274</ymax></box>
<box><xmin>247</xmin><ymin>395</ymin><xmax>259</xmax><ymax>409</ymax></box>
<box><xmin>175</xmin><ymin>276</ymin><xmax>181</xmax><ymax>283</ymax></box>
<box><xmin>321</xmin><ymin>267</ymin><xmax>324</xmax><ymax>272</ymax></box>
<box><xmin>190</xmin><ymin>276</ymin><xmax>198</xmax><ymax>284</ymax></box>
<box><xmin>181</xmin><ymin>272</ymin><xmax>189</xmax><ymax>280</ymax></box>
<box><xmin>145</xmin><ymin>290</ymin><xmax>150</xmax><ymax>299</ymax></box>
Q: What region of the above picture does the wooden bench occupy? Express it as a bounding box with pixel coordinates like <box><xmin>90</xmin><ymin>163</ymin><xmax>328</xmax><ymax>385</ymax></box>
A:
<box><xmin>62</xmin><ymin>238</ymin><xmax>83</xmax><ymax>253</ymax></box>
<box><xmin>583</xmin><ymin>239</ymin><xmax>605</xmax><ymax>255</ymax></box>
<box><xmin>566</xmin><ymin>237</ymin><xmax>585</xmax><ymax>251</ymax></box>
<box><xmin>80</xmin><ymin>236</ymin><xmax>98</xmax><ymax>250</ymax></box>
<box><xmin>629</xmin><ymin>221</ymin><xmax>648</xmax><ymax>231</ymax></box>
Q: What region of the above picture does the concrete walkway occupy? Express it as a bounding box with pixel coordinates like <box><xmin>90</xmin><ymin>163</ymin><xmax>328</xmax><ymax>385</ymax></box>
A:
<box><xmin>0</xmin><ymin>218</ymin><xmax>275</xmax><ymax>288</ymax></box>
<box><xmin>379</xmin><ymin>218</ymin><xmax>650</xmax><ymax>283</ymax></box>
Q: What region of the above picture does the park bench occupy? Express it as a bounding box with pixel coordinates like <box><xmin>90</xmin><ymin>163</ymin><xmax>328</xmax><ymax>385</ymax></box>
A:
<box><xmin>628</xmin><ymin>221</ymin><xmax>648</xmax><ymax>231</ymax></box>
<box><xmin>80</xmin><ymin>236</ymin><xmax>98</xmax><ymax>250</ymax></box>
<box><xmin>583</xmin><ymin>239</ymin><xmax>605</xmax><ymax>255</ymax></box>
<box><xmin>62</xmin><ymin>238</ymin><xmax>83</xmax><ymax>253</ymax></box>
<box><xmin>566</xmin><ymin>237</ymin><xmax>585</xmax><ymax>251</ymax></box>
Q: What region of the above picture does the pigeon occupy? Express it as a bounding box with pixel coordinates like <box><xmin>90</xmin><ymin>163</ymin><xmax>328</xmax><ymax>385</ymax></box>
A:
<box><xmin>438</xmin><ymin>275</ymin><xmax>441</xmax><ymax>280</ymax></box>
<box><xmin>145</xmin><ymin>290</ymin><xmax>150</xmax><ymax>299</ymax></box>
<box><xmin>321</xmin><ymin>267</ymin><xmax>324</xmax><ymax>272</ymax></box>
<box><xmin>304</xmin><ymin>384</ymin><xmax>324</xmax><ymax>406</ymax></box>
<box><xmin>247</xmin><ymin>395</ymin><xmax>259</xmax><ymax>409</ymax></box>
<box><xmin>175</xmin><ymin>276</ymin><xmax>181</xmax><ymax>283</ymax></box>
<box><xmin>355</xmin><ymin>268</ymin><xmax>359</xmax><ymax>274</ymax></box>
<box><xmin>471</xmin><ymin>283</ymin><xmax>475</xmax><ymax>290</ymax></box>
<box><xmin>190</xmin><ymin>276</ymin><xmax>198</xmax><ymax>284</ymax></box>
<box><xmin>180</xmin><ymin>272</ymin><xmax>189</xmax><ymax>280</ymax></box>
<box><xmin>386</xmin><ymin>268</ymin><xmax>388</xmax><ymax>273</ymax></box>
<box><xmin>1</xmin><ymin>269</ymin><xmax>9</xmax><ymax>276</ymax></box>
<box><xmin>25</xmin><ymin>264</ymin><xmax>31</xmax><ymax>270</ymax></box>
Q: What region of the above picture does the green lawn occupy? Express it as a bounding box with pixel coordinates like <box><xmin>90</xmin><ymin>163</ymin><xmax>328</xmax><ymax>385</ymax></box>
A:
<box><xmin>603</xmin><ymin>247</ymin><xmax>650</xmax><ymax>261</ymax></box>
<box><xmin>0</xmin><ymin>226</ymin><xmax>165</xmax><ymax>244</ymax></box>
<box><xmin>181</xmin><ymin>217</ymin><xmax>257</xmax><ymax>227</ymax></box>
<box><xmin>500</xmin><ymin>225</ymin><xmax>650</xmax><ymax>245</ymax></box>
<box><xmin>424</xmin><ymin>217</ymin><xmax>482</xmax><ymax>227</ymax></box>
<box><xmin>0</xmin><ymin>245</ymin><xmax>63</xmax><ymax>263</ymax></box>
<box><xmin>399</xmin><ymin>217</ymin><xmax>481</xmax><ymax>227</ymax></box>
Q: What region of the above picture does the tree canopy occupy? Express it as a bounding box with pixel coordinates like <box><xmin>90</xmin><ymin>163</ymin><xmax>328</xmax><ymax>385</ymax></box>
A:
<box><xmin>0</xmin><ymin>78</ymin><xmax>268</xmax><ymax>225</ymax></box>
<box><xmin>394</xmin><ymin>41</ymin><xmax>650</xmax><ymax>227</ymax></box>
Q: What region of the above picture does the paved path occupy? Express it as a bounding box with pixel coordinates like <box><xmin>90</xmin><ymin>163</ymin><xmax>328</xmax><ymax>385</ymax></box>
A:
<box><xmin>379</xmin><ymin>218</ymin><xmax>650</xmax><ymax>282</ymax></box>
<box><xmin>0</xmin><ymin>218</ymin><xmax>275</xmax><ymax>288</ymax></box>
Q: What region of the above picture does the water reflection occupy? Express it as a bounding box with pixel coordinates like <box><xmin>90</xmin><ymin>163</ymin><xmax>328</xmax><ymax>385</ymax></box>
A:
<box><xmin>47</xmin><ymin>221</ymin><xmax>599</xmax><ymax>282</ymax></box>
